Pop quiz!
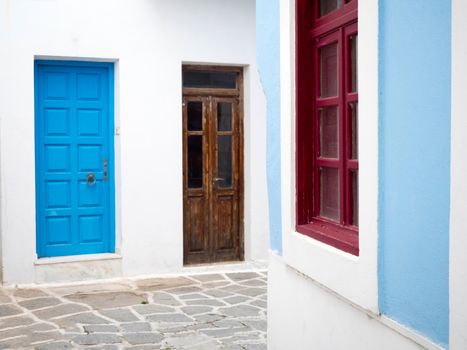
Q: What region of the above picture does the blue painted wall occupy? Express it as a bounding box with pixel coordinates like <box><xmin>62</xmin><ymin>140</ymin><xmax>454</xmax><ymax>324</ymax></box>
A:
<box><xmin>256</xmin><ymin>0</ymin><xmax>282</xmax><ymax>254</ymax></box>
<box><xmin>378</xmin><ymin>0</ymin><xmax>451</xmax><ymax>347</ymax></box>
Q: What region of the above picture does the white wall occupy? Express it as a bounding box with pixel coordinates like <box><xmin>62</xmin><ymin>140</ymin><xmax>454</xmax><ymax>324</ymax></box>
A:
<box><xmin>450</xmin><ymin>0</ymin><xmax>467</xmax><ymax>348</ymax></box>
<box><xmin>268</xmin><ymin>254</ymin><xmax>442</xmax><ymax>350</ymax></box>
<box><xmin>0</xmin><ymin>0</ymin><xmax>268</xmax><ymax>284</ymax></box>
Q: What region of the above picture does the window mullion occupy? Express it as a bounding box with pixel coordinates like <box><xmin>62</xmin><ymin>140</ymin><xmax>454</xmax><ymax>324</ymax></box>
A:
<box><xmin>338</xmin><ymin>27</ymin><xmax>346</xmax><ymax>225</ymax></box>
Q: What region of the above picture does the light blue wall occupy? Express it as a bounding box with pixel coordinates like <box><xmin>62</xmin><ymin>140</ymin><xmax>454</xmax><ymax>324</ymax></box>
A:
<box><xmin>256</xmin><ymin>0</ymin><xmax>282</xmax><ymax>254</ymax></box>
<box><xmin>378</xmin><ymin>0</ymin><xmax>451</xmax><ymax>347</ymax></box>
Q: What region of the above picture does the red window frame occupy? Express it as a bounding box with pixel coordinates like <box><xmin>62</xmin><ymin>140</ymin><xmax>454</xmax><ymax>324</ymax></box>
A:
<box><xmin>296</xmin><ymin>0</ymin><xmax>359</xmax><ymax>255</ymax></box>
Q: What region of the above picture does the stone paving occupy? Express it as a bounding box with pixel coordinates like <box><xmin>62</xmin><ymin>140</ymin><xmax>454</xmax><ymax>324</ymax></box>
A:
<box><xmin>0</xmin><ymin>272</ymin><xmax>267</xmax><ymax>349</ymax></box>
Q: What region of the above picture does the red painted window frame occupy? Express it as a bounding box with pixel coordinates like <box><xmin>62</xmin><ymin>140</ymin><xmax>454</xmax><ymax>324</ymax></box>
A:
<box><xmin>296</xmin><ymin>0</ymin><xmax>359</xmax><ymax>255</ymax></box>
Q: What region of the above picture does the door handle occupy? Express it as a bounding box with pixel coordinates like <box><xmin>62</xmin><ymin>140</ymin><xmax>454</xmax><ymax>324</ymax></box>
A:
<box><xmin>103</xmin><ymin>159</ymin><xmax>108</xmax><ymax>182</ymax></box>
<box><xmin>86</xmin><ymin>173</ymin><xmax>97</xmax><ymax>186</ymax></box>
<box><xmin>213</xmin><ymin>177</ymin><xmax>224</xmax><ymax>182</ymax></box>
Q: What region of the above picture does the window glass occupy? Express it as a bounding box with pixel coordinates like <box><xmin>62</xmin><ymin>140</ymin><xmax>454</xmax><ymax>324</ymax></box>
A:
<box><xmin>320</xmin><ymin>106</ymin><xmax>339</xmax><ymax>158</ymax></box>
<box><xmin>320</xmin><ymin>167</ymin><xmax>340</xmax><ymax>221</ymax></box>
<box><xmin>351</xmin><ymin>170</ymin><xmax>358</xmax><ymax>226</ymax></box>
<box><xmin>187</xmin><ymin>102</ymin><xmax>203</xmax><ymax>131</ymax></box>
<box><xmin>188</xmin><ymin>136</ymin><xmax>203</xmax><ymax>188</ymax></box>
<box><xmin>320</xmin><ymin>42</ymin><xmax>339</xmax><ymax>97</ymax></box>
<box><xmin>217</xmin><ymin>136</ymin><xmax>232</xmax><ymax>188</ymax></box>
<box><xmin>350</xmin><ymin>35</ymin><xmax>358</xmax><ymax>92</ymax></box>
<box><xmin>319</xmin><ymin>0</ymin><xmax>343</xmax><ymax>17</ymax></box>
<box><xmin>350</xmin><ymin>102</ymin><xmax>358</xmax><ymax>159</ymax></box>
<box><xmin>217</xmin><ymin>103</ymin><xmax>232</xmax><ymax>131</ymax></box>
<box><xmin>183</xmin><ymin>71</ymin><xmax>236</xmax><ymax>89</ymax></box>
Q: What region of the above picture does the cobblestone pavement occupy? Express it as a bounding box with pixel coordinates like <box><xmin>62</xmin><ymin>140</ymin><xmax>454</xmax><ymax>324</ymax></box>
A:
<box><xmin>0</xmin><ymin>271</ymin><xmax>267</xmax><ymax>349</ymax></box>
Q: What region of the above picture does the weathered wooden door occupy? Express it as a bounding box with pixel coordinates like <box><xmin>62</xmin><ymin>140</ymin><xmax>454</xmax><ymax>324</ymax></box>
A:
<box><xmin>183</xmin><ymin>74</ymin><xmax>243</xmax><ymax>264</ymax></box>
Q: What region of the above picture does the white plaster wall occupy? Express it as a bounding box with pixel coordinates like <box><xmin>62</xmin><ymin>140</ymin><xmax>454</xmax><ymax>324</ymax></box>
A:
<box><xmin>268</xmin><ymin>254</ymin><xmax>442</xmax><ymax>350</ymax></box>
<box><xmin>450</xmin><ymin>0</ymin><xmax>467</xmax><ymax>348</ymax></box>
<box><xmin>0</xmin><ymin>0</ymin><xmax>268</xmax><ymax>284</ymax></box>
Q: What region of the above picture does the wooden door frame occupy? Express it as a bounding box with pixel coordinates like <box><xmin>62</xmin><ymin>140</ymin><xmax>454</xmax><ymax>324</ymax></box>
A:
<box><xmin>182</xmin><ymin>65</ymin><xmax>244</xmax><ymax>264</ymax></box>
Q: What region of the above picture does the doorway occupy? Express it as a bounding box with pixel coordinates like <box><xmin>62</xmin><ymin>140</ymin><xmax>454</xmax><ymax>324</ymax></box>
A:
<box><xmin>182</xmin><ymin>66</ymin><xmax>244</xmax><ymax>265</ymax></box>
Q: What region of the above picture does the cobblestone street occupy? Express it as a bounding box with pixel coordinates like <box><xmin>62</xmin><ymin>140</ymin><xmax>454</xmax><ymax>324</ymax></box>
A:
<box><xmin>0</xmin><ymin>271</ymin><xmax>267</xmax><ymax>349</ymax></box>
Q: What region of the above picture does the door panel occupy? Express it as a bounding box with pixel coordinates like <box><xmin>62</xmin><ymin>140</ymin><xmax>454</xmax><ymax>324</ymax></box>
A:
<box><xmin>183</xmin><ymin>93</ymin><xmax>242</xmax><ymax>265</ymax></box>
<box><xmin>35</xmin><ymin>61</ymin><xmax>114</xmax><ymax>258</ymax></box>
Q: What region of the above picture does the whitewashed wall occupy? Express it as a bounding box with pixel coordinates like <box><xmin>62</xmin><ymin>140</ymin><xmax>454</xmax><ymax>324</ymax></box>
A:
<box><xmin>0</xmin><ymin>0</ymin><xmax>268</xmax><ymax>284</ymax></box>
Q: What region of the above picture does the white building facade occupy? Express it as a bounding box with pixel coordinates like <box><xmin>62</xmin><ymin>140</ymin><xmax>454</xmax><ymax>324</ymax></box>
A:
<box><xmin>0</xmin><ymin>0</ymin><xmax>269</xmax><ymax>285</ymax></box>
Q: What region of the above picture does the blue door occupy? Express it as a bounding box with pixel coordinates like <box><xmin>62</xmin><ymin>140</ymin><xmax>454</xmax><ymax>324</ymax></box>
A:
<box><xmin>35</xmin><ymin>61</ymin><xmax>115</xmax><ymax>258</ymax></box>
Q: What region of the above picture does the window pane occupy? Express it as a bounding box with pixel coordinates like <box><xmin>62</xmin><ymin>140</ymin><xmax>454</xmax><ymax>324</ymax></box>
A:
<box><xmin>187</xmin><ymin>102</ymin><xmax>202</xmax><ymax>131</ymax></box>
<box><xmin>320</xmin><ymin>167</ymin><xmax>340</xmax><ymax>221</ymax></box>
<box><xmin>217</xmin><ymin>135</ymin><xmax>232</xmax><ymax>188</ymax></box>
<box><xmin>320</xmin><ymin>106</ymin><xmax>339</xmax><ymax>158</ymax></box>
<box><xmin>350</xmin><ymin>35</ymin><xmax>358</xmax><ymax>92</ymax></box>
<box><xmin>188</xmin><ymin>136</ymin><xmax>203</xmax><ymax>188</ymax></box>
<box><xmin>319</xmin><ymin>0</ymin><xmax>343</xmax><ymax>17</ymax></box>
<box><xmin>350</xmin><ymin>102</ymin><xmax>358</xmax><ymax>159</ymax></box>
<box><xmin>217</xmin><ymin>102</ymin><xmax>232</xmax><ymax>131</ymax></box>
<box><xmin>183</xmin><ymin>70</ymin><xmax>236</xmax><ymax>89</ymax></box>
<box><xmin>351</xmin><ymin>170</ymin><xmax>358</xmax><ymax>226</ymax></box>
<box><xmin>320</xmin><ymin>42</ymin><xmax>338</xmax><ymax>97</ymax></box>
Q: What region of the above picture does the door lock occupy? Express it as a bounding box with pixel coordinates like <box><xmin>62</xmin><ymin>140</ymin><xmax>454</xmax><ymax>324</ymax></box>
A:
<box><xmin>86</xmin><ymin>173</ymin><xmax>96</xmax><ymax>186</ymax></box>
<box><xmin>103</xmin><ymin>159</ymin><xmax>108</xmax><ymax>182</ymax></box>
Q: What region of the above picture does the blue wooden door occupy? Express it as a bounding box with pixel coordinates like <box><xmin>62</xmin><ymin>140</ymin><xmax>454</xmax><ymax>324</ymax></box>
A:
<box><xmin>35</xmin><ymin>61</ymin><xmax>115</xmax><ymax>258</ymax></box>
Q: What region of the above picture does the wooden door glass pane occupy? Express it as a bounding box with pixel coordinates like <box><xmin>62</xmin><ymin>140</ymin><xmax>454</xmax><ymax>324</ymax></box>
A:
<box><xmin>320</xmin><ymin>42</ymin><xmax>339</xmax><ymax>97</ymax></box>
<box><xmin>183</xmin><ymin>71</ymin><xmax>236</xmax><ymax>89</ymax></box>
<box><xmin>218</xmin><ymin>102</ymin><xmax>232</xmax><ymax>131</ymax></box>
<box><xmin>217</xmin><ymin>135</ymin><xmax>232</xmax><ymax>188</ymax></box>
<box><xmin>187</xmin><ymin>136</ymin><xmax>203</xmax><ymax>188</ymax></box>
<box><xmin>350</xmin><ymin>34</ymin><xmax>358</xmax><ymax>92</ymax></box>
<box><xmin>320</xmin><ymin>167</ymin><xmax>340</xmax><ymax>221</ymax></box>
<box><xmin>187</xmin><ymin>102</ymin><xmax>203</xmax><ymax>131</ymax></box>
<box><xmin>351</xmin><ymin>170</ymin><xmax>358</xmax><ymax>226</ymax></box>
<box><xmin>350</xmin><ymin>102</ymin><xmax>358</xmax><ymax>159</ymax></box>
<box><xmin>319</xmin><ymin>106</ymin><xmax>339</xmax><ymax>158</ymax></box>
<box><xmin>319</xmin><ymin>0</ymin><xmax>343</xmax><ymax>17</ymax></box>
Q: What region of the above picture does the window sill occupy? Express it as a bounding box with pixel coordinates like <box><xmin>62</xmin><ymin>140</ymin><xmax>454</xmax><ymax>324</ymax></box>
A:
<box><xmin>296</xmin><ymin>221</ymin><xmax>359</xmax><ymax>256</ymax></box>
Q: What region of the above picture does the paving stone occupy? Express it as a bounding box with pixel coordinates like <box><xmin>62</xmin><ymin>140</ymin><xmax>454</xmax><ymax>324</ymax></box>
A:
<box><xmin>218</xmin><ymin>305</ymin><xmax>260</xmax><ymax>317</ymax></box>
<box><xmin>65</xmin><ymin>291</ymin><xmax>146</xmax><ymax>309</ymax></box>
<box><xmin>250</xmin><ymin>300</ymin><xmax>267</xmax><ymax>309</ymax></box>
<box><xmin>33</xmin><ymin>303</ymin><xmax>89</xmax><ymax>320</ymax></box>
<box><xmin>136</xmin><ymin>277</ymin><xmax>194</xmax><ymax>292</ymax></box>
<box><xmin>222</xmin><ymin>333</ymin><xmax>263</xmax><ymax>344</ymax></box>
<box><xmin>152</xmin><ymin>292</ymin><xmax>182</xmax><ymax>306</ymax></box>
<box><xmin>49</xmin><ymin>283</ymin><xmax>131</xmax><ymax>297</ymax></box>
<box><xmin>180</xmin><ymin>293</ymin><xmax>209</xmax><ymax>300</ymax></box>
<box><xmin>28</xmin><ymin>330</ymin><xmax>64</xmax><ymax>344</ymax></box>
<box><xmin>223</xmin><ymin>296</ymin><xmax>249</xmax><ymax>305</ymax></box>
<box><xmin>167</xmin><ymin>286</ymin><xmax>202</xmax><ymax>294</ymax></box>
<box><xmin>0</xmin><ymin>315</ymin><xmax>34</xmax><ymax>329</ymax></box>
<box><xmin>0</xmin><ymin>336</ymin><xmax>29</xmax><ymax>349</ymax></box>
<box><xmin>201</xmin><ymin>281</ymin><xmax>231</xmax><ymax>289</ymax></box>
<box><xmin>194</xmin><ymin>313</ymin><xmax>226</xmax><ymax>323</ymax></box>
<box><xmin>88</xmin><ymin>346</ymin><xmax>119</xmax><ymax>350</ymax></box>
<box><xmin>83</xmin><ymin>324</ymin><xmax>119</xmax><ymax>333</ymax></box>
<box><xmin>236</xmin><ymin>288</ymin><xmax>266</xmax><ymax>298</ymax></box>
<box><xmin>133</xmin><ymin>304</ymin><xmax>174</xmax><ymax>315</ymax></box>
<box><xmin>243</xmin><ymin>320</ymin><xmax>267</xmax><ymax>332</ymax></box>
<box><xmin>0</xmin><ymin>293</ymin><xmax>11</xmax><ymax>304</ymax></box>
<box><xmin>220</xmin><ymin>284</ymin><xmax>245</xmax><ymax>292</ymax></box>
<box><xmin>239</xmin><ymin>279</ymin><xmax>267</xmax><ymax>287</ymax></box>
<box><xmin>35</xmin><ymin>341</ymin><xmax>74</xmax><ymax>350</ymax></box>
<box><xmin>242</xmin><ymin>344</ymin><xmax>267</xmax><ymax>350</ymax></box>
<box><xmin>146</xmin><ymin>313</ymin><xmax>193</xmax><ymax>323</ymax></box>
<box><xmin>14</xmin><ymin>289</ymin><xmax>49</xmax><ymax>299</ymax></box>
<box><xmin>200</xmin><ymin>326</ymin><xmax>250</xmax><ymax>338</ymax></box>
<box><xmin>19</xmin><ymin>297</ymin><xmax>61</xmax><ymax>310</ymax></box>
<box><xmin>0</xmin><ymin>323</ymin><xmax>55</xmax><ymax>341</ymax></box>
<box><xmin>203</xmin><ymin>289</ymin><xmax>233</xmax><ymax>298</ymax></box>
<box><xmin>190</xmin><ymin>274</ymin><xmax>225</xmax><ymax>282</ymax></box>
<box><xmin>186</xmin><ymin>299</ymin><xmax>225</xmax><ymax>306</ymax></box>
<box><xmin>181</xmin><ymin>306</ymin><xmax>213</xmax><ymax>316</ymax></box>
<box><xmin>121</xmin><ymin>322</ymin><xmax>151</xmax><ymax>332</ymax></box>
<box><xmin>0</xmin><ymin>304</ymin><xmax>22</xmax><ymax>317</ymax></box>
<box><xmin>163</xmin><ymin>333</ymin><xmax>214</xmax><ymax>348</ymax></box>
<box><xmin>220</xmin><ymin>345</ymin><xmax>244</xmax><ymax>350</ymax></box>
<box><xmin>100</xmin><ymin>308</ymin><xmax>139</xmax><ymax>322</ymax></box>
<box><xmin>72</xmin><ymin>333</ymin><xmax>121</xmax><ymax>345</ymax></box>
<box><xmin>55</xmin><ymin>312</ymin><xmax>110</xmax><ymax>329</ymax></box>
<box><xmin>213</xmin><ymin>319</ymin><xmax>246</xmax><ymax>329</ymax></box>
<box><xmin>123</xmin><ymin>332</ymin><xmax>163</xmax><ymax>345</ymax></box>
<box><xmin>226</xmin><ymin>272</ymin><xmax>260</xmax><ymax>281</ymax></box>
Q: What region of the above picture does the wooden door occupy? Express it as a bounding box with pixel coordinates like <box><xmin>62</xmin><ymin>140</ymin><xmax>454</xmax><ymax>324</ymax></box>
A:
<box><xmin>183</xmin><ymin>95</ymin><xmax>243</xmax><ymax>264</ymax></box>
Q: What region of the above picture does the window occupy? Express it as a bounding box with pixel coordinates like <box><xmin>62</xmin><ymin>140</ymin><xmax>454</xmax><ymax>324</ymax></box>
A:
<box><xmin>296</xmin><ymin>0</ymin><xmax>358</xmax><ymax>255</ymax></box>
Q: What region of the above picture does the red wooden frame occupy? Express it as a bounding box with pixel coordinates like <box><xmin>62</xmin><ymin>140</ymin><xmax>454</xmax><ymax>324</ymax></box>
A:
<box><xmin>296</xmin><ymin>0</ymin><xmax>359</xmax><ymax>255</ymax></box>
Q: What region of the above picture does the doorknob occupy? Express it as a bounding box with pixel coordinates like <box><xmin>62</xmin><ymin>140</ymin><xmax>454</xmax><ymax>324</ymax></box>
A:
<box><xmin>86</xmin><ymin>173</ymin><xmax>97</xmax><ymax>186</ymax></box>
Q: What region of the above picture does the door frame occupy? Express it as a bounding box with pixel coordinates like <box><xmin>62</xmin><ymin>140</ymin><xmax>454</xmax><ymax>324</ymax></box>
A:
<box><xmin>182</xmin><ymin>65</ymin><xmax>245</xmax><ymax>264</ymax></box>
<box><xmin>34</xmin><ymin>59</ymin><xmax>116</xmax><ymax>258</ymax></box>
